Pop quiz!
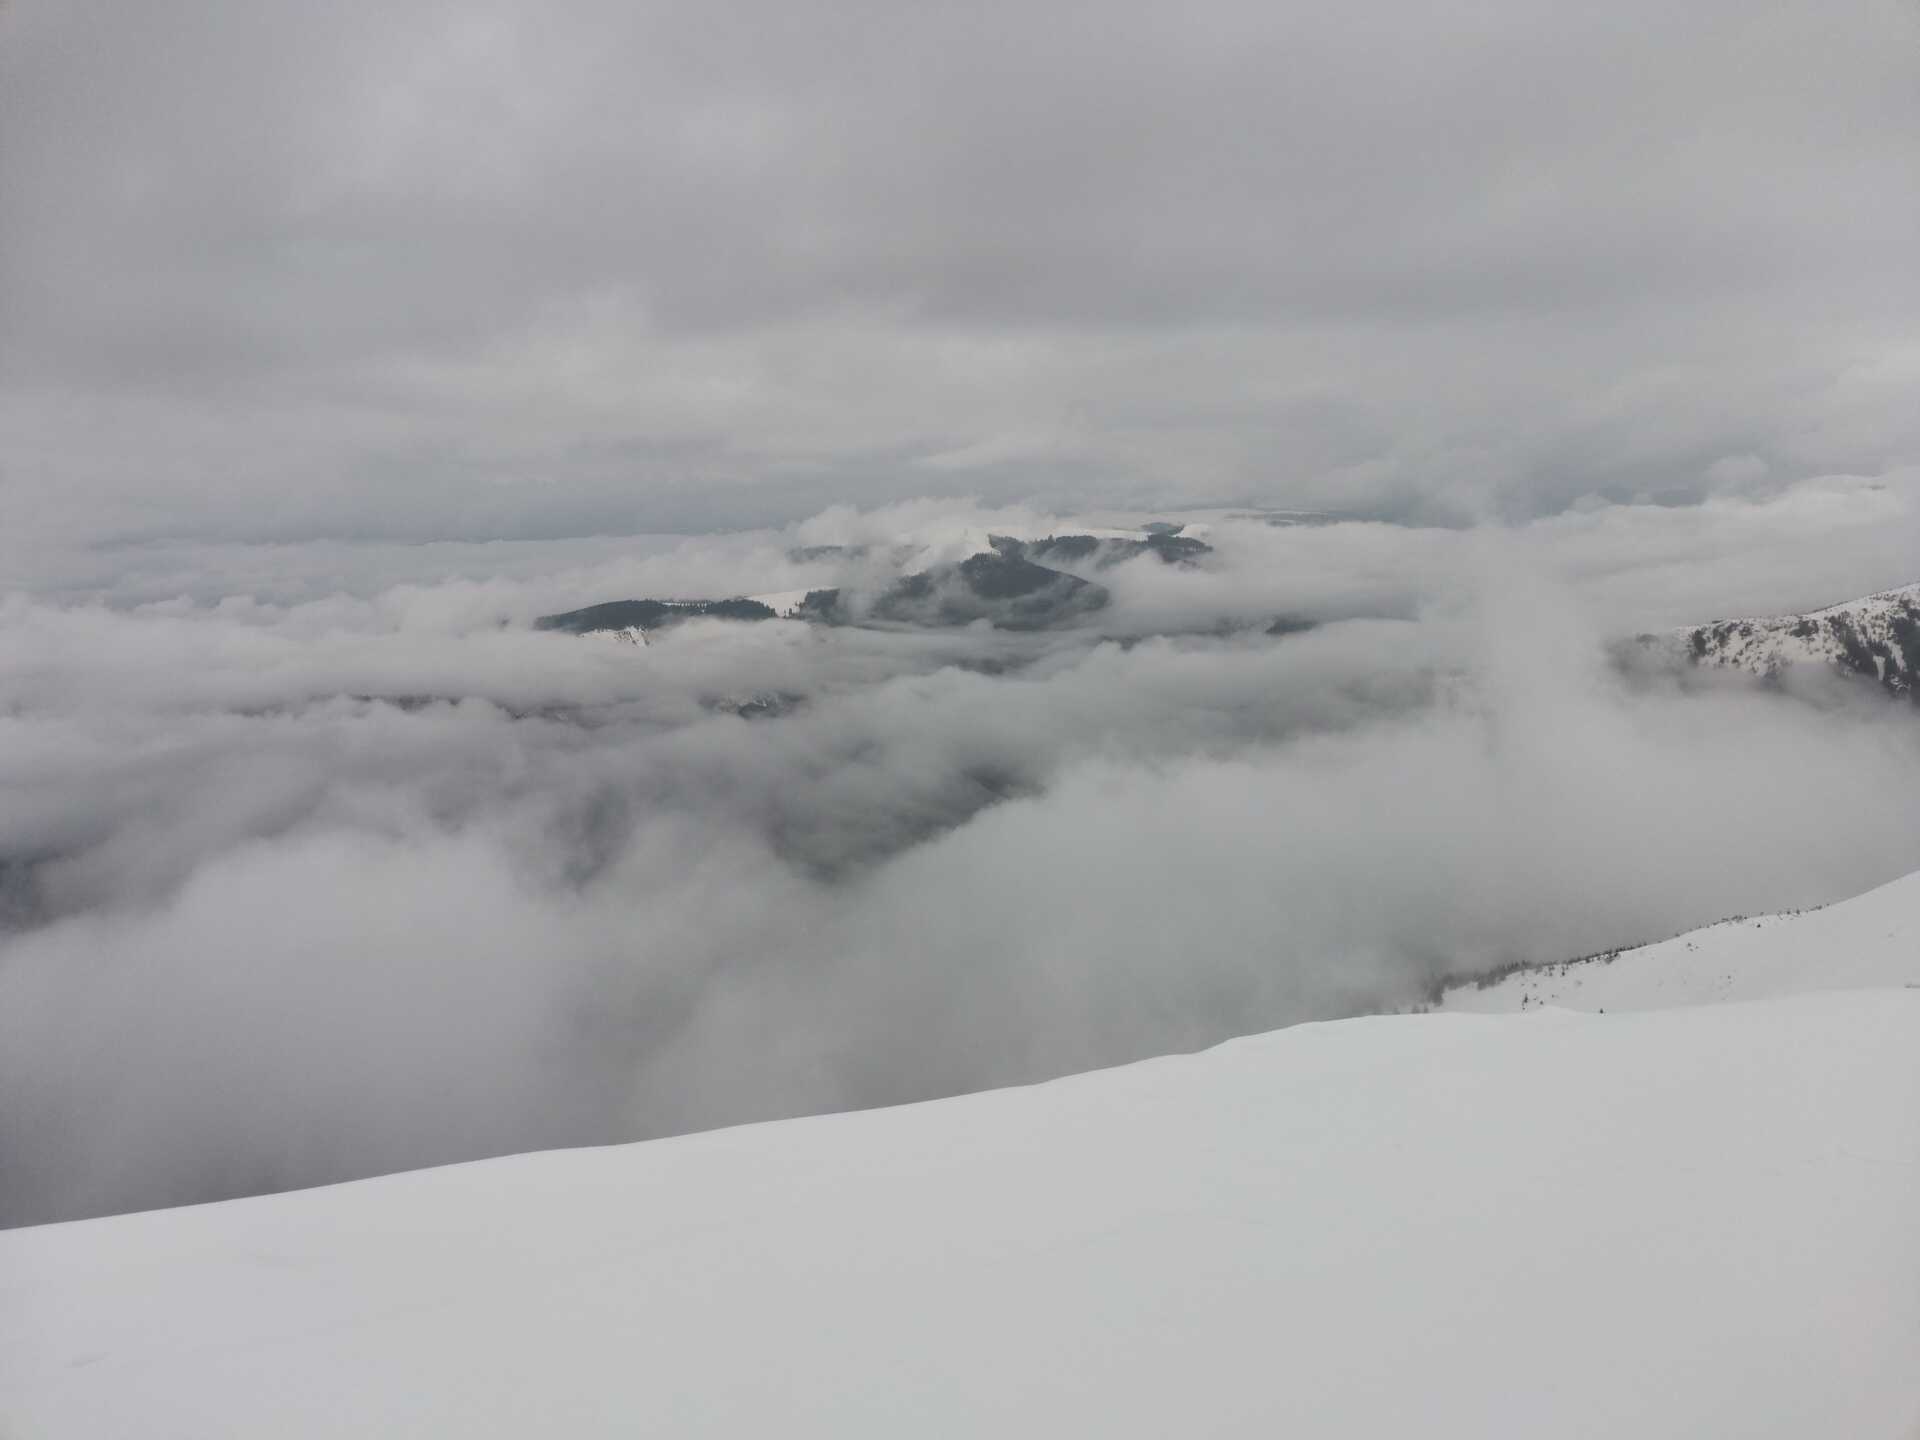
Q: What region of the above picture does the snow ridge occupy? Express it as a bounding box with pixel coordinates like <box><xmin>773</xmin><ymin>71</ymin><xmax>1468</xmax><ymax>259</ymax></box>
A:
<box><xmin>1439</xmin><ymin>867</ymin><xmax>1920</xmax><ymax>1013</ymax></box>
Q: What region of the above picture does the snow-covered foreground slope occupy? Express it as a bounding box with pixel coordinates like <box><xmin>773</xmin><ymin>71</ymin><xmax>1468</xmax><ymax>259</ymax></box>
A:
<box><xmin>1442</xmin><ymin>867</ymin><xmax>1920</xmax><ymax>1014</ymax></box>
<box><xmin>6</xmin><ymin>949</ymin><xmax>1919</xmax><ymax>1438</ymax></box>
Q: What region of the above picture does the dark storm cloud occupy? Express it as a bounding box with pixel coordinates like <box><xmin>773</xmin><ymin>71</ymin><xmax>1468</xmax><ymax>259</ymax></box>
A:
<box><xmin>4</xmin><ymin>0</ymin><xmax>1920</xmax><ymax>547</ymax></box>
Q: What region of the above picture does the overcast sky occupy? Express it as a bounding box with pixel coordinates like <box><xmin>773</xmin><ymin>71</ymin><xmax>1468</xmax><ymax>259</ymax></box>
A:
<box><xmin>5</xmin><ymin>0</ymin><xmax>1919</xmax><ymax>547</ymax></box>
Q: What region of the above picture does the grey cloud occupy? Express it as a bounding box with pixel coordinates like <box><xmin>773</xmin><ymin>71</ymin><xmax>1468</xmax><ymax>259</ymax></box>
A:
<box><xmin>4</xmin><ymin>491</ymin><xmax>1920</xmax><ymax>1225</ymax></box>
<box><xmin>4</xmin><ymin>1</ymin><xmax>1920</xmax><ymax>542</ymax></box>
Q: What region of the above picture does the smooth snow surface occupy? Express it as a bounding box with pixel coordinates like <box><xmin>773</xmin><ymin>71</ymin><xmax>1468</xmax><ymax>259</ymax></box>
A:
<box><xmin>5</xmin><ymin>887</ymin><xmax>1919</xmax><ymax>1438</ymax></box>
<box><xmin>1442</xmin><ymin>867</ymin><xmax>1920</xmax><ymax>1014</ymax></box>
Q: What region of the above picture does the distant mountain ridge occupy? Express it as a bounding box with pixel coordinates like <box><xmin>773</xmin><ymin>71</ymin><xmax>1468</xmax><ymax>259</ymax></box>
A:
<box><xmin>798</xmin><ymin>550</ymin><xmax>1110</xmax><ymax>631</ymax></box>
<box><xmin>987</xmin><ymin>530</ymin><xmax>1212</xmax><ymax>568</ymax></box>
<box><xmin>534</xmin><ymin>526</ymin><xmax>1211</xmax><ymax>637</ymax></box>
<box><xmin>534</xmin><ymin>597</ymin><xmax>776</xmax><ymax>634</ymax></box>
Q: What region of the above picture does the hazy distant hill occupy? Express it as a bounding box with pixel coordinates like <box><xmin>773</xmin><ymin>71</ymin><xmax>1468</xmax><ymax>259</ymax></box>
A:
<box><xmin>798</xmin><ymin>551</ymin><xmax>1110</xmax><ymax>631</ymax></box>
<box><xmin>533</xmin><ymin>597</ymin><xmax>777</xmax><ymax>634</ymax></box>
<box><xmin>538</xmin><ymin>524</ymin><xmax>1223</xmax><ymax>640</ymax></box>
<box><xmin>989</xmin><ymin>531</ymin><xmax>1213</xmax><ymax>568</ymax></box>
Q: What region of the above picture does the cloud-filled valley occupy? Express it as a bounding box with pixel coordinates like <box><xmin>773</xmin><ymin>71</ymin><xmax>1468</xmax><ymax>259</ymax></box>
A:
<box><xmin>5</xmin><ymin>480</ymin><xmax>1919</xmax><ymax>1226</ymax></box>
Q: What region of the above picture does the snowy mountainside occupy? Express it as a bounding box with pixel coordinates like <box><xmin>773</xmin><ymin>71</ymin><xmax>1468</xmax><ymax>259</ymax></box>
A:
<box><xmin>585</xmin><ymin>625</ymin><xmax>648</xmax><ymax>646</ymax></box>
<box><xmin>1440</xmin><ymin>867</ymin><xmax>1920</xmax><ymax>1014</ymax></box>
<box><xmin>4</xmin><ymin>876</ymin><xmax>1918</xmax><ymax>1438</ymax></box>
<box><xmin>1659</xmin><ymin>581</ymin><xmax>1920</xmax><ymax>698</ymax></box>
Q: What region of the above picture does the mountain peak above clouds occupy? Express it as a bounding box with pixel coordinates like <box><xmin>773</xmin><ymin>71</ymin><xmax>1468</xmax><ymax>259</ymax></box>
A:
<box><xmin>534</xmin><ymin>522</ymin><xmax>1215</xmax><ymax>638</ymax></box>
<box><xmin>1656</xmin><ymin>582</ymin><xmax>1920</xmax><ymax>699</ymax></box>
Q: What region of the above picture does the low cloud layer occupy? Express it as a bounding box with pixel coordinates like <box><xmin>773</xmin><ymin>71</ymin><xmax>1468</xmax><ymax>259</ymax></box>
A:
<box><xmin>4</xmin><ymin>484</ymin><xmax>1919</xmax><ymax>1225</ymax></box>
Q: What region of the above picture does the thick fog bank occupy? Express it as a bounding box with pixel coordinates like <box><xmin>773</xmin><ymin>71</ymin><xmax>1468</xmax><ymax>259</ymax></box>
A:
<box><xmin>4</xmin><ymin>485</ymin><xmax>1920</xmax><ymax>1225</ymax></box>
